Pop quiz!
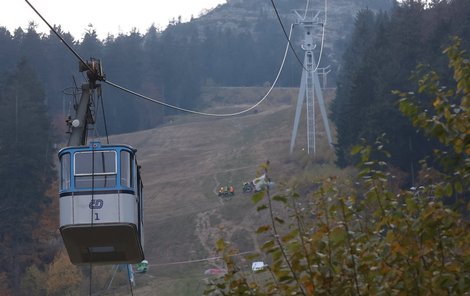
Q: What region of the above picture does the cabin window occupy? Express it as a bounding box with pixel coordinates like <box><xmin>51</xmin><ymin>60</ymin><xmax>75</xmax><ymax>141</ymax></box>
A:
<box><xmin>120</xmin><ymin>150</ymin><xmax>133</xmax><ymax>188</ymax></box>
<box><xmin>60</xmin><ymin>153</ymin><xmax>71</xmax><ymax>190</ymax></box>
<box><xmin>74</xmin><ymin>151</ymin><xmax>116</xmax><ymax>188</ymax></box>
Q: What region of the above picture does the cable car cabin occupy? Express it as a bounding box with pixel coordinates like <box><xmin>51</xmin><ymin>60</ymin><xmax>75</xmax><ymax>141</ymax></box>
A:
<box><xmin>58</xmin><ymin>142</ymin><xmax>144</xmax><ymax>265</ymax></box>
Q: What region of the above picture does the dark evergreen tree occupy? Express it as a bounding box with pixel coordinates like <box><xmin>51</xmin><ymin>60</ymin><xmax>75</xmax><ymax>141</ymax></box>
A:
<box><xmin>332</xmin><ymin>9</ymin><xmax>377</xmax><ymax>166</ymax></box>
<box><xmin>102</xmin><ymin>30</ymin><xmax>145</xmax><ymax>132</ymax></box>
<box><xmin>15</xmin><ymin>24</ymin><xmax>45</xmax><ymax>74</ymax></box>
<box><xmin>79</xmin><ymin>27</ymin><xmax>103</xmax><ymax>58</ymax></box>
<box><xmin>0</xmin><ymin>27</ymin><xmax>18</xmax><ymax>74</ymax></box>
<box><xmin>139</xmin><ymin>24</ymin><xmax>165</xmax><ymax>127</ymax></box>
<box><xmin>251</xmin><ymin>11</ymin><xmax>286</xmax><ymax>86</ymax></box>
<box><xmin>331</xmin><ymin>1</ymin><xmax>469</xmax><ymax>179</ymax></box>
<box><xmin>42</xmin><ymin>26</ymin><xmax>77</xmax><ymax>114</ymax></box>
<box><xmin>158</xmin><ymin>23</ymin><xmax>202</xmax><ymax>112</ymax></box>
<box><xmin>0</xmin><ymin>60</ymin><xmax>54</xmax><ymax>289</ymax></box>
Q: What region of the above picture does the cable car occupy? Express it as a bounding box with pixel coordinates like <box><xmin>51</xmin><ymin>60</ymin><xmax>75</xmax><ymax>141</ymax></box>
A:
<box><xmin>58</xmin><ymin>141</ymin><xmax>145</xmax><ymax>264</ymax></box>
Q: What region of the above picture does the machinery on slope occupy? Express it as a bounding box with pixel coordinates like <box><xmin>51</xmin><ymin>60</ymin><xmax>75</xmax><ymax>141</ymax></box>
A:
<box><xmin>242</xmin><ymin>174</ymin><xmax>275</xmax><ymax>193</ymax></box>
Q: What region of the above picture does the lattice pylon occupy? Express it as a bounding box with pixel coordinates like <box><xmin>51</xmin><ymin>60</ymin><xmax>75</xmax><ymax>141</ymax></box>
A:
<box><xmin>290</xmin><ymin>11</ymin><xmax>333</xmax><ymax>155</ymax></box>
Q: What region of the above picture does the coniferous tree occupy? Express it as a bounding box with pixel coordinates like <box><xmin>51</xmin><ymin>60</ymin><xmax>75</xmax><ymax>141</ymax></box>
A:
<box><xmin>332</xmin><ymin>9</ymin><xmax>376</xmax><ymax>166</ymax></box>
<box><xmin>102</xmin><ymin>30</ymin><xmax>145</xmax><ymax>132</ymax></box>
<box><xmin>331</xmin><ymin>1</ymin><xmax>468</xmax><ymax>177</ymax></box>
<box><xmin>0</xmin><ymin>60</ymin><xmax>54</xmax><ymax>289</ymax></box>
<box><xmin>42</xmin><ymin>26</ymin><xmax>76</xmax><ymax>114</ymax></box>
<box><xmin>0</xmin><ymin>27</ymin><xmax>18</xmax><ymax>74</ymax></box>
<box><xmin>139</xmin><ymin>24</ymin><xmax>165</xmax><ymax>127</ymax></box>
<box><xmin>159</xmin><ymin>24</ymin><xmax>202</xmax><ymax>112</ymax></box>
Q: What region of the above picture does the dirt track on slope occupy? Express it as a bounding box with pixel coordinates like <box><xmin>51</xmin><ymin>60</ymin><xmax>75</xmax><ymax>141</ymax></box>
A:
<box><xmin>106</xmin><ymin>88</ymin><xmax>335</xmax><ymax>295</ymax></box>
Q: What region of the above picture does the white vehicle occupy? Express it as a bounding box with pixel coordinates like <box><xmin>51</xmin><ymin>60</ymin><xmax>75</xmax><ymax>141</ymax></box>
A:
<box><xmin>251</xmin><ymin>261</ymin><xmax>266</xmax><ymax>271</ymax></box>
<box><xmin>252</xmin><ymin>174</ymin><xmax>275</xmax><ymax>192</ymax></box>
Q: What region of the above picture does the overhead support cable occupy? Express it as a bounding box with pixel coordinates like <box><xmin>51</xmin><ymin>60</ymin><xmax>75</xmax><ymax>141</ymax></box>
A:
<box><xmin>270</xmin><ymin>0</ymin><xmax>308</xmax><ymax>71</ymax></box>
<box><xmin>103</xmin><ymin>23</ymin><xmax>294</xmax><ymax>118</ymax></box>
<box><xmin>25</xmin><ymin>0</ymin><xmax>294</xmax><ymax>119</ymax></box>
<box><xmin>24</xmin><ymin>0</ymin><xmax>100</xmax><ymax>78</ymax></box>
<box><xmin>147</xmin><ymin>251</ymin><xmax>256</xmax><ymax>267</ymax></box>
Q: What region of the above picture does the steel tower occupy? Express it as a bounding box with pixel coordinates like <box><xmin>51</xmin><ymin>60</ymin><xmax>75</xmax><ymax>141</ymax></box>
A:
<box><xmin>290</xmin><ymin>10</ymin><xmax>333</xmax><ymax>155</ymax></box>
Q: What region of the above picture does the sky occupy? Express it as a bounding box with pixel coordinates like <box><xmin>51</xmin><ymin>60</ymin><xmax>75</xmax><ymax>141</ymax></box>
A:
<box><xmin>2</xmin><ymin>0</ymin><xmax>227</xmax><ymax>39</ymax></box>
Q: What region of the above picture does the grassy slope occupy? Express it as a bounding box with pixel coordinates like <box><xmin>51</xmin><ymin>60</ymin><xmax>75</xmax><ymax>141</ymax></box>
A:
<box><xmin>101</xmin><ymin>87</ymin><xmax>337</xmax><ymax>295</ymax></box>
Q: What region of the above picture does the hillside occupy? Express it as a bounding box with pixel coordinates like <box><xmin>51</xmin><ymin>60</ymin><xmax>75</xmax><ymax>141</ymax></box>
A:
<box><xmin>189</xmin><ymin>0</ymin><xmax>394</xmax><ymax>73</ymax></box>
<box><xmin>98</xmin><ymin>87</ymin><xmax>336</xmax><ymax>295</ymax></box>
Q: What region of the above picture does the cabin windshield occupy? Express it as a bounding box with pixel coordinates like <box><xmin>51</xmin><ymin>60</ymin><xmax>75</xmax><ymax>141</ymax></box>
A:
<box><xmin>74</xmin><ymin>150</ymin><xmax>116</xmax><ymax>189</ymax></box>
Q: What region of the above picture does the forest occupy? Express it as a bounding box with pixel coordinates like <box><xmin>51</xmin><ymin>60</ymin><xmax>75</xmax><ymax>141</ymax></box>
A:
<box><xmin>0</xmin><ymin>0</ymin><xmax>392</xmax><ymax>134</ymax></box>
<box><xmin>332</xmin><ymin>0</ymin><xmax>470</xmax><ymax>179</ymax></box>
<box><xmin>0</xmin><ymin>14</ymin><xmax>292</xmax><ymax>135</ymax></box>
<box><xmin>0</xmin><ymin>0</ymin><xmax>469</xmax><ymax>294</ymax></box>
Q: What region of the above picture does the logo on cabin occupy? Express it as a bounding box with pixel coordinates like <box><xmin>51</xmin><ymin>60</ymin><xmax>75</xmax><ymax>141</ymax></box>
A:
<box><xmin>89</xmin><ymin>199</ymin><xmax>104</xmax><ymax>209</ymax></box>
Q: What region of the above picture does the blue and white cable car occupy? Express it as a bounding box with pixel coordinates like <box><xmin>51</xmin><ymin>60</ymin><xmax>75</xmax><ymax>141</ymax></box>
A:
<box><xmin>58</xmin><ymin>141</ymin><xmax>145</xmax><ymax>264</ymax></box>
